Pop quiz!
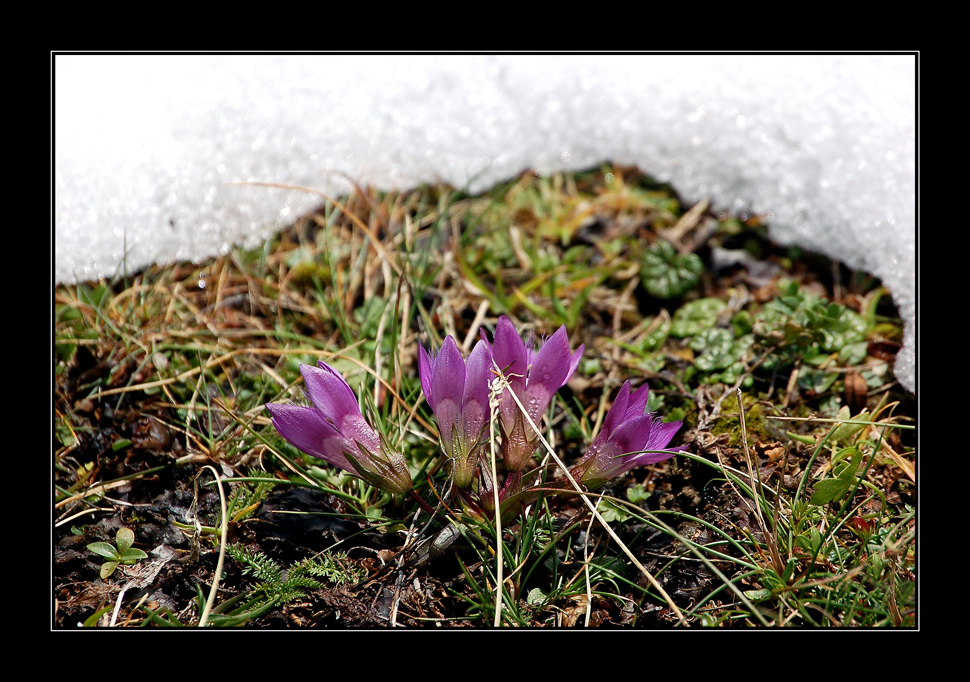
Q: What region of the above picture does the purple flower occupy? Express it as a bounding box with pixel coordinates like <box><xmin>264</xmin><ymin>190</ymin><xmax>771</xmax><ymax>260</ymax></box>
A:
<box><xmin>266</xmin><ymin>361</ymin><xmax>412</xmax><ymax>495</ymax></box>
<box><xmin>569</xmin><ymin>381</ymin><xmax>682</xmax><ymax>490</ymax></box>
<box><xmin>483</xmin><ymin>316</ymin><xmax>584</xmax><ymax>471</ymax></box>
<box><xmin>418</xmin><ymin>336</ymin><xmax>492</xmax><ymax>488</ymax></box>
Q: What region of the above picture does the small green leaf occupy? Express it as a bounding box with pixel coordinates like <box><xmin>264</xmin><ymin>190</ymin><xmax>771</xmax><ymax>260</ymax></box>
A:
<box><xmin>731</xmin><ymin>310</ymin><xmax>753</xmax><ymax>336</ymax></box>
<box><xmin>810</xmin><ymin>478</ymin><xmax>851</xmax><ymax>506</ymax></box>
<box><xmin>627</xmin><ymin>483</ymin><xmax>650</xmax><ymax>504</ymax></box>
<box><xmin>763</xmin><ymin>568</ymin><xmax>786</xmax><ymax>592</ymax></box>
<box><xmin>781</xmin><ymin>559</ymin><xmax>797</xmax><ymax>584</ymax></box>
<box><xmin>597</xmin><ymin>499</ymin><xmax>631</xmax><ymax>523</ymax></box>
<box><xmin>80</xmin><ymin>283</ymin><xmax>110</xmax><ymax>308</ymax></box>
<box><xmin>641</xmin><ymin>240</ymin><xmax>704</xmax><ymax>299</ymax></box>
<box><xmin>116</xmin><ymin>527</ymin><xmax>135</xmax><ymax>553</ymax></box>
<box><xmin>670</xmin><ymin>298</ymin><xmax>726</xmax><ymax>338</ymax></box>
<box><xmin>818</xmin><ymin>306</ymin><xmax>867</xmax><ymax>352</ymax></box>
<box><xmin>839</xmin><ymin>341</ymin><xmax>869</xmax><ymax>366</ymax></box>
<box><xmin>526</xmin><ymin>588</ymin><xmax>548</xmax><ymax>608</ymax></box>
<box><xmin>100</xmin><ymin>561</ymin><xmax>119</xmax><ymax>580</ymax></box>
<box><xmin>86</xmin><ymin>542</ymin><xmax>120</xmax><ymax>560</ymax></box>
<box><xmin>795</xmin><ymin>527</ymin><xmax>824</xmax><ymax>554</ymax></box>
<box><xmin>118</xmin><ymin>548</ymin><xmax>149</xmax><ymax>563</ymax></box>
<box><xmin>810</xmin><ymin>447</ymin><xmax>862</xmax><ymax>505</ymax></box>
<box><xmin>641</xmin><ymin>315</ymin><xmax>671</xmax><ymax>352</ymax></box>
<box><xmin>829</xmin><ymin>407</ymin><xmax>869</xmax><ymax>444</ymax></box>
<box><xmin>690</xmin><ymin>328</ymin><xmax>734</xmax><ymax>370</ymax></box>
<box><xmin>797</xmin><ymin>366</ymin><xmax>838</xmax><ymax>394</ymax></box>
<box><xmin>664</xmin><ymin>407</ymin><xmax>686</xmax><ymax>423</ymax></box>
<box><xmin>81</xmin><ymin>605</ymin><xmax>114</xmax><ymax>627</ymax></box>
<box><xmin>56</xmin><ymin>424</ymin><xmax>77</xmax><ymax>448</ymax></box>
<box><xmin>743</xmin><ymin>588</ymin><xmax>773</xmax><ymax>602</ymax></box>
<box><xmin>786</xmin><ymin>430</ymin><xmax>816</xmax><ymax>445</ymax></box>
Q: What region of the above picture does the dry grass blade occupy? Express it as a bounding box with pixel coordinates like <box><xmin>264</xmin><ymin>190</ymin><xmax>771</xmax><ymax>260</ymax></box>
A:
<box><xmin>195</xmin><ymin>465</ymin><xmax>228</xmax><ymax>628</ymax></box>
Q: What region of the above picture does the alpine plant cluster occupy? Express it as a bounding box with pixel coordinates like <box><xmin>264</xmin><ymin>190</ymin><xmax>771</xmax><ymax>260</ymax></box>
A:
<box><xmin>267</xmin><ymin>316</ymin><xmax>683</xmax><ymax>511</ymax></box>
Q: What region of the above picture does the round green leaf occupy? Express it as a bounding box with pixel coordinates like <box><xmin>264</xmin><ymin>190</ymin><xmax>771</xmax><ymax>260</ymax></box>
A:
<box><xmin>641</xmin><ymin>240</ymin><xmax>704</xmax><ymax>299</ymax></box>
<box><xmin>671</xmin><ymin>298</ymin><xmax>726</xmax><ymax>338</ymax></box>
<box><xmin>116</xmin><ymin>527</ymin><xmax>135</xmax><ymax>553</ymax></box>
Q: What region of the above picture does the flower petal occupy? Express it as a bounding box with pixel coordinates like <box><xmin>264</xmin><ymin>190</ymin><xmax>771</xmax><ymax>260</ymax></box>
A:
<box><xmin>525</xmin><ymin>325</ymin><xmax>571</xmax><ymax>419</ymax></box>
<box><xmin>461</xmin><ymin>340</ymin><xmax>492</xmax><ymax>440</ymax></box>
<box><xmin>434</xmin><ymin>398</ymin><xmax>461</xmax><ymax>459</ymax></box>
<box><xmin>630</xmin><ymin>447</ymin><xmax>680</xmax><ymax>468</ymax></box>
<box><xmin>417</xmin><ymin>343</ymin><xmax>435</xmax><ymax>408</ymax></box>
<box><xmin>302</xmin><ymin>362</ymin><xmax>360</xmax><ymax>426</ymax></box>
<box><xmin>608</xmin><ymin>413</ymin><xmax>655</xmax><ymax>456</ymax></box>
<box><xmin>566</xmin><ymin>344</ymin><xmax>585</xmax><ymax>384</ymax></box>
<box><xmin>265</xmin><ymin>402</ymin><xmax>354</xmax><ymax>472</ymax></box>
<box><xmin>530</xmin><ymin>326</ymin><xmax>570</xmax><ymax>387</ymax></box>
<box><xmin>491</xmin><ymin>316</ymin><xmax>528</xmax><ymax>397</ymax></box>
<box><xmin>646</xmin><ymin>418</ymin><xmax>683</xmax><ymax>454</ymax></box>
<box><xmin>432</xmin><ymin>336</ymin><xmax>466</xmax><ymax>410</ymax></box>
<box><xmin>339</xmin><ymin>412</ymin><xmax>382</xmax><ymax>455</ymax></box>
<box><xmin>600</xmin><ymin>381</ymin><xmax>633</xmax><ymax>436</ymax></box>
<box><xmin>627</xmin><ymin>382</ymin><xmax>651</xmax><ymax>415</ymax></box>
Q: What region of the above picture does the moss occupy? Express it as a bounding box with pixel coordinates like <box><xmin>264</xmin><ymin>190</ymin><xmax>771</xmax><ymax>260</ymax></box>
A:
<box><xmin>709</xmin><ymin>394</ymin><xmax>769</xmax><ymax>448</ymax></box>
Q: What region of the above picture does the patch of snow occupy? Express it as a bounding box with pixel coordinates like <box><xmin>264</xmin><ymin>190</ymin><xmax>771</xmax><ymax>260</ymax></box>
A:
<box><xmin>53</xmin><ymin>54</ymin><xmax>916</xmax><ymax>392</ymax></box>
